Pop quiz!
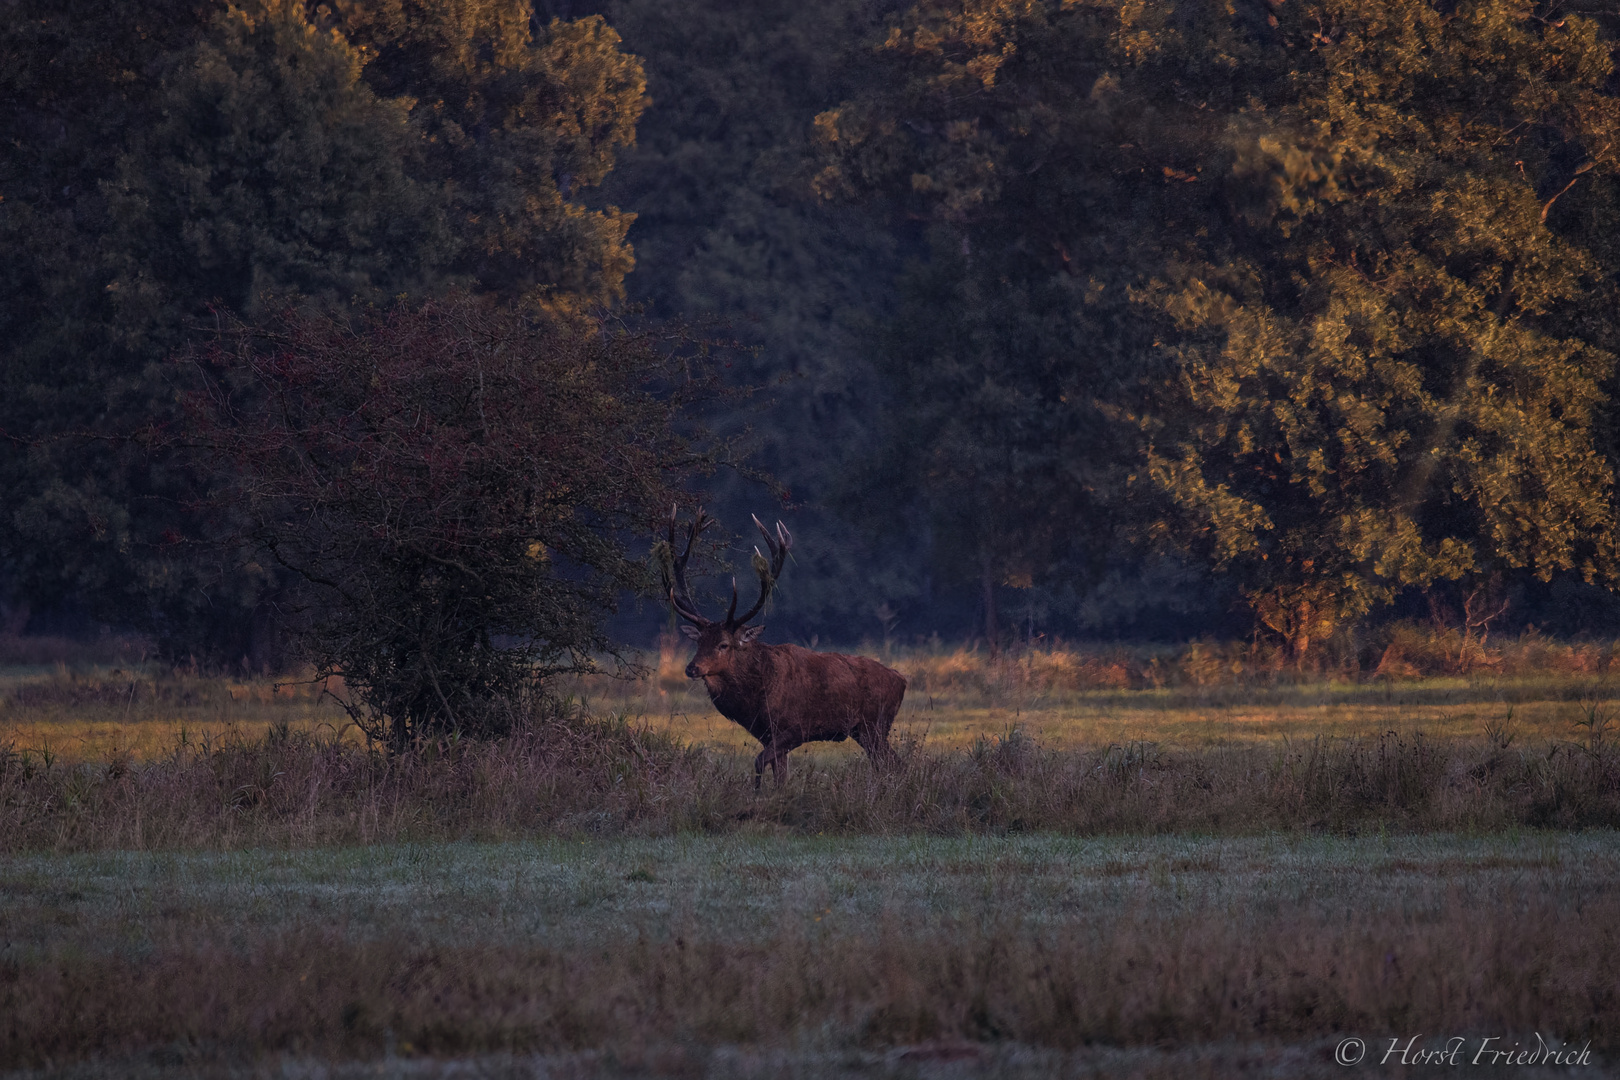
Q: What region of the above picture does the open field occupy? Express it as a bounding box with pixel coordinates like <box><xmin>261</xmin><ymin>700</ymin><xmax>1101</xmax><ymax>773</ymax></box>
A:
<box><xmin>6</xmin><ymin>648</ymin><xmax>1620</xmax><ymax>848</ymax></box>
<box><xmin>3</xmin><ymin>699</ymin><xmax>1620</xmax><ymax>849</ymax></box>
<box><xmin>0</xmin><ymin>665</ymin><xmax>349</xmax><ymax>764</ymax></box>
<box><xmin>5</xmin><ymin>647</ymin><xmax>1619</xmax><ymax>764</ymax></box>
<box><xmin>618</xmin><ymin>676</ymin><xmax>1613</xmax><ymax>755</ymax></box>
<box><xmin>5</xmin><ymin>644</ymin><xmax>1620</xmax><ymax>1077</ymax></box>
<box><xmin>4</xmin><ymin>832</ymin><xmax>1618</xmax><ymax>1077</ymax></box>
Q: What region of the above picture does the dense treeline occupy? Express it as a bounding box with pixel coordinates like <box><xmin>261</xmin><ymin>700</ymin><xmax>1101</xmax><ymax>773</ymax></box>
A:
<box><xmin>815</xmin><ymin>0</ymin><xmax>1620</xmax><ymax>654</ymax></box>
<box><xmin>5</xmin><ymin>0</ymin><xmax>1620</xmax><ymax>670</ymax></box>
<box><xmin>607</xmin><ymin>0</ymin><xmax>1620</xmax><ymax>650</ymax></box>
<box><xmin>1</xmin><ymin>0</ymin><xmax>650</xmax><ymax>663</ymax></box>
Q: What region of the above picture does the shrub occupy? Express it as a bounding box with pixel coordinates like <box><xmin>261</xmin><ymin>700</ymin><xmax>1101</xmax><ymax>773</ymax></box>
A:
<box><xmin>186</xmin><ymin>296</ymin><xmax>728</xmax><ymax>748</ymax></box>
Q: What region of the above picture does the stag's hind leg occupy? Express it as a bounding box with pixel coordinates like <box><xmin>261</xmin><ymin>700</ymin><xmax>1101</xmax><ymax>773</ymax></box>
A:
<box><xmin>852</xmin><ymin>706</ymin><xmax>901</xmax><ymax>770</ymax></box>
<box><xmin>853</xmin><ymin>676</ymin><xmax>905</xmax><ymax>770</ymax></box>
<box><xmin>852</xmin><ymin>724</ymin><xmax>896</xmax><ymax>770</ymax></box>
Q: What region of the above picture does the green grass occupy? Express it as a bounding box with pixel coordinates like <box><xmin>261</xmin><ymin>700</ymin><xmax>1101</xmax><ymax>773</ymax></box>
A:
<box><xmin>2</xmin><ymin>830</ymin><xmax>1595</xmax><ymax>949</ymax></box>
<box><xmin>4</xmin><ymin>832</ymin><xmax>1617</xmax><ymax>1076</ymax></box>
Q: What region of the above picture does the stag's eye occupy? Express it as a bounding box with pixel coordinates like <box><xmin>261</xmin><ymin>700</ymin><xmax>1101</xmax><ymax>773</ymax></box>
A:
<box><xmin>717</xmin><ymin>643</ymin><xmax>729</xmax><ymax>651</ymax></box>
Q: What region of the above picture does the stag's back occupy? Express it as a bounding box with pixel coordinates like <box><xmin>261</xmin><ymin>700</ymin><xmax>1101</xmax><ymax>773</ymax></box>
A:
<box><xmin>743</xmin><ymin>643</ymin><xmax>904</xmax><ymax>742</ymax></box>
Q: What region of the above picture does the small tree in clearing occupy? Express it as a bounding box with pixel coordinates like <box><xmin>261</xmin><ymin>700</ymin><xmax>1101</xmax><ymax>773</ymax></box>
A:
<box><xmin>189</xmin><ymin>295</ymin><xmax>722</xmax><ymax>748</ymax></box>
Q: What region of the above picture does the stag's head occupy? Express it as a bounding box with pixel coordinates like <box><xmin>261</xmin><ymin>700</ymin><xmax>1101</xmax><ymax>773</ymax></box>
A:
<box><xmin>660</xmin><ymin>507</ymin><xmax>792</xmax><ymax>689</ymax></box>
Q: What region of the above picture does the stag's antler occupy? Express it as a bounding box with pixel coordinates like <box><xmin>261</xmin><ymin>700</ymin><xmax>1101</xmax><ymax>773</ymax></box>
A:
<box><xmin>661</xmin><ymin>508</ymin><xmax>792</xmax><ymax>629</ymax></box>
<box><xmin>662</xmin><ymin>505</ymin><xmax>715</xmax><ymax>627</ymax></box>
<box><xmin>728</xmin><ymin>513</ymin><xmax>793</xmax><ymax>627</ymax></box>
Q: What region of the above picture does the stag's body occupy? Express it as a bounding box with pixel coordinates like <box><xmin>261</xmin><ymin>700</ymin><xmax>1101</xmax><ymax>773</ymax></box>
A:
<box><xmin>662</xmin><ymin>507</ymin><xmax>907</xmax><ymax>788</ymax></box>
<box><xmin>693</xmin><ymin>638</ymin><xmax>905</xmax><ymax>786</ymax></box>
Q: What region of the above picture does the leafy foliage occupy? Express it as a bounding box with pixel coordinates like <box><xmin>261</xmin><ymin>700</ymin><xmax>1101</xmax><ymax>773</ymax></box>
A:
<box><xmin>187</xmin><ymin>295</ymin><xmax>721</xmax><ymax>745</ymax></box>
<box><xmin>7</xmin><ymin>0</ymin><xmax>1620</xmax><ymax>660</ymax></box>
<box><xmin>815</xmin><ymin>0</ymin><xmax>1620</xmax><ymax>652</ymax></box>
<box><xmin>588</xmin><ymin>0</ymin><xmax>925</xmax><ymax>637</ymax></box>
<box><xmin>332</xmin><ymin>0</ymin><xmax>646</xmax><ymax>312</ymax></box>
<box><xmin>0</xmin><ymin>0</ymin><xmax>644</xmax><ymax>656</ymax></box>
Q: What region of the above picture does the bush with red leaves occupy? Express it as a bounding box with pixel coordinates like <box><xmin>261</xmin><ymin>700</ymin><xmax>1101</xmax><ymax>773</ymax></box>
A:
<box><xmin>188</xmin><ymin>295</ymin><xmax>729</xmax><ymax>748</ymax></box>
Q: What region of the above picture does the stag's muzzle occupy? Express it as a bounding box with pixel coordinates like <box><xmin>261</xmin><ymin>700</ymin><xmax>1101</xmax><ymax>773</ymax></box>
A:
<box><xmin>685</xmin><ymin>661</ymin><xmax>702</xmax><ymax>679</ymax></box>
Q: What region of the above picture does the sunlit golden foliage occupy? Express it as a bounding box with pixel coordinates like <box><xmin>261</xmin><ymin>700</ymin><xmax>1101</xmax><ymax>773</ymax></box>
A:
<box><xmin>814</xmin><ymin>0</ymin><xmax>1620</xmax><ymax>650</ymax></box>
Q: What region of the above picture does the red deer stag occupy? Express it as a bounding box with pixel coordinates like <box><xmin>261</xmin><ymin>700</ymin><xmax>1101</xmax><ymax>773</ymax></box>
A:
<box><xmin>661</xmin><ymin>507</ymin><xmax>906</xmax><ymax>789</ymax></box>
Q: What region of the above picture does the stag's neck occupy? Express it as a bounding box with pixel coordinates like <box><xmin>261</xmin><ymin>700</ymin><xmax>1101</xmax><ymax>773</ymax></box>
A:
<box><xmin>705</xmin><ymin>642</ymin><xmax>785</xmax><ymax>721</ymax></box>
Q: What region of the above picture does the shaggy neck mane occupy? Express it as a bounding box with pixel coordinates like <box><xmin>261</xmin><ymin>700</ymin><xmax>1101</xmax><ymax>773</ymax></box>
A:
<box><xmin>707</xmin><ymin>642</ymin><xmax>781</xmax><ymax>716</ymax></box>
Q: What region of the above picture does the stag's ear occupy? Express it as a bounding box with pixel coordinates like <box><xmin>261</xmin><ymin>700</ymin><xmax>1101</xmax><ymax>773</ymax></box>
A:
<box><xmin>738</xmin><ymin>625</ymin><xmax>765</xmax><ymax>644</ymax></box>
<box><xmin>680</xmin><ymin>624</ymin><xmax>703</xmax><ymax>641</ymax></box>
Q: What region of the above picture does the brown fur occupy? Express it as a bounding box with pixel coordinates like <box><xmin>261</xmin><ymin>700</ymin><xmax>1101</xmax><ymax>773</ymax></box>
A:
<box><xmin>684</xmin><ymin>624</ymin><xmax>906</xmax><ymax>788</ymax></box>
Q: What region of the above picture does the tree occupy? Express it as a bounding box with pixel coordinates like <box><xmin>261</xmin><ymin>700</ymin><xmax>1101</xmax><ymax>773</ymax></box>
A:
<box><xmin>1</xmin><ymin>1</ymin><xmax>242</xmax><ymax>650</ymax></box>
<box><xmin>847</xmin><ymin>227</ymin><xmax>1106</xmax><ymax>654</ymax></box>
<box><xmin>0</xmin><ymin>0</ymin><xmax>645</xmax><ymax>657</ymax></box>
<box><xmin>1129</xmin><ymin>0</ymin><xmax>1620</xmax><ymax>656</ymax></box>
<box><xmin>813</xmin><ymin>0</ymin><xmax>1620</xmax><ymax>654</ymax></box>
<box><xmin>809</xmin><ymin>0</ymin><xmax>1157</xmax><ymax>646</ymax></box>
<box><xmin>332</xmin><ymin>0</ymin><xmax>646</xmax><ymax>312</ymax></box>
<box><xmin>583</xmin><ymin>0</ymin><xmax>925</xmax><ymax>642</ymax></box>
<box><xmin>188</xmin><ymin>295</ymin><xmax>722</xmax><ymax>746</ymax></box>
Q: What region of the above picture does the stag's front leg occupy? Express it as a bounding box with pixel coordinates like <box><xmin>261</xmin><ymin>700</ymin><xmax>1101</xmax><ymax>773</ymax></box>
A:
<box><xmin>753</xmin><ymin>745</ymin><xmax>772</xmax><ymax>792</ymax></box>
<box><xmin>752</xmin><ymin>744</ymin><xmax>790</xmax><ymax>791</ymax></box>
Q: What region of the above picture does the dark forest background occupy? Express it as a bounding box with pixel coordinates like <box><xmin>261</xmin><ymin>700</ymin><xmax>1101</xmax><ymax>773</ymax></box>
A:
<box><xmin>8</xmin><ymin>0</ymin><xmax>1620</xmax><ymax>671</ymax></box>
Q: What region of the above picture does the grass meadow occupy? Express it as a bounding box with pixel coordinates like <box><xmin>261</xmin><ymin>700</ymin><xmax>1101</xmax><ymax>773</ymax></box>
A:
<box><xmin>6</xmin><ymin>629</ymin><xmax>1617</xmax><ymax>763</ymax></box>
<box><xmin>3</xmin><ymin>633</ymin><xmax>1620</xmax><ymax>1077</ymax></box>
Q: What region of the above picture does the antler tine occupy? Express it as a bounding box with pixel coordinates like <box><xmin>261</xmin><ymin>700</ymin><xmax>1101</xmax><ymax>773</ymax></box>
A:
<box><xmin>754</xmin><ymin>514</ymin><xmax>792</xmax><ymax>579</ymax></box>
<box><xmin>773</xmin><ymin>519</ymin><xmax>793</xmax><ymax>561</ymax></box>
<box><xmin>663</xmin><ymin>505</ymin><xmax>714</xmax><ymax>627</ymax></box>
<box><xmin>730</xmin><ymin>514</ymin><xmax>793</xmax><ymax>627</ymax></box>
